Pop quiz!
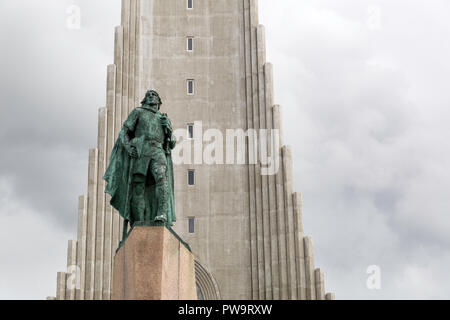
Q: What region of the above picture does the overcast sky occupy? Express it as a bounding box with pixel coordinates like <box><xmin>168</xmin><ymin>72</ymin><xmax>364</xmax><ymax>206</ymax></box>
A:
<box><xmin>0</xmin><ymin>0</ymin><xmax>449</xmax><ymax>300</ymax></box>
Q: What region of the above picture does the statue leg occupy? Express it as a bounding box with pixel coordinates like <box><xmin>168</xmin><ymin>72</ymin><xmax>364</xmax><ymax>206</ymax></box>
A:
<box><xmin>151</xmin><ymin>152</ymin><xmax>169</xmax><ymax>223</ymax></box>
<box><xmin>131</xmin><ymin>174</ymin><xmax>147</xmax><ymax>223</ymax></box>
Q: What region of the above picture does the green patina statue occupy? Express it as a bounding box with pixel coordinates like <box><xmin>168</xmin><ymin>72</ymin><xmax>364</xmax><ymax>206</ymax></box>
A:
<box><xmin>104</xmin><ymin>90</ymin><xmax>177</xmax><ymax>242</ymax></box>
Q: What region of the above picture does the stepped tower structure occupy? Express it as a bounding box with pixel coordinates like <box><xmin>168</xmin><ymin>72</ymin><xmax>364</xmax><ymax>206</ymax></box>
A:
<box><xmin>50</xmin><ymin>0</ymin><xmax>334</xmax><ymax>300</ymax></box>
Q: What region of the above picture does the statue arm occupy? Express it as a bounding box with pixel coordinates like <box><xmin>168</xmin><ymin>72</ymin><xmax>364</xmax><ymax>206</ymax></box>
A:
<box><xmin>118</xmin><ymin>126</ymin><xmax>138</xmax><ymax>158</ymax></box>
<box><xmin>161</xmin><ymin>113</ymin><xmax>176</xmax><ymax>151</ymax></box>
<box><xmin>168</xmin><ymin>134</ymin><xmax>176</xmax><ymax>150</ymax></box>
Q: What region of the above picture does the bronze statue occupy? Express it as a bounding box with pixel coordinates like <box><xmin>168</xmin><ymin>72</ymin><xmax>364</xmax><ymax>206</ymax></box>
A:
<box><xmin>104</xmin><ymin>90</ymin><xmax>177</xmax><ymax>242</ymax></box>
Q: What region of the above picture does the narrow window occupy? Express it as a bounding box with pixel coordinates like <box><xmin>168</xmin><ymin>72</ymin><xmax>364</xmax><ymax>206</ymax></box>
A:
<box><xmin>187</xmin><ymin>37</ymin><xmax>194</xmax><ymax>52</ymax></box>
<box><xmin>187</xmin><ymin>0</ymin><xmax>194</xmax><ymax>10</ymax></box>
<box><xmin>188</xmin><ymin>217</ymin><xmax>195</xmax><ymax>234</ymax></box>
<box><xmin>188</xmin><ymin>170</ymin><xmax>195</xmax><ymax>186</ymax></box>
<box><xmin>187</xmin><ymin>79</ymin><xmax>195</xmax><ymax>95</ymax></box>
<box><xmin>187</xmin><ymin>124</ymin><xmax>194</xmax><ymax>139</ymax></box>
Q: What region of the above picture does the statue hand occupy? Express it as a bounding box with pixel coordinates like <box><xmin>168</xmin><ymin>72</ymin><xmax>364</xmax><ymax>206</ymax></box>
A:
<box><xmin>169</xmin><ymin>138</ymin><xmax>176</xmax><ymax>150</ymax></box>
<box><xmin>160</xmin><ymin>114</ymin><xmax>170</xmax><ymax>127</ymax></box>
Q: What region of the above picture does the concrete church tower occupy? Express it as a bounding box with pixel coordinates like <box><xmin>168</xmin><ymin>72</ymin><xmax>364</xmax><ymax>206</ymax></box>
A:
<box><xmin>50</xmin><ymin>0</ymin><xmax>334</xmax><ymax>300</ymax></box>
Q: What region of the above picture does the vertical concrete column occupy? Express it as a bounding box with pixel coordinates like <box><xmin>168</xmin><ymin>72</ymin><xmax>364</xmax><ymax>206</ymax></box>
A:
<box><xmin>112</xmin><ymin>25</ymin><xmax>124</xmax><ymax>257</ymax></box>
<box><xmin>56</xmin><ymin>272</ymin><xmax>67</xmax><ymax>300</ymax></box>
<box><xmin>248</xmin><ymin>0</ymin><xmax>265</xmax><ymax>301</ymax></box>
<box><xmin>106</xmin><ymin>65</ymin><xmax>117</xmax><ymax>156</ymax></box>
<box><xmin>257</xmin><ymin>24</ymin><xmax>272</xmax><ymax>300</ymax></box>
<box><xmin>314</xmin><ymin>268</ymin><xmax>325</xmax><ymax>300</ymax></box>
<box><xmin>94</xmin><ymin>108</ymin><xmax>108</xmax><ymax>300</ymax></box>
<box><xmin>326</xmin><ymin>293</ymin><xmax>336</xmax><ymax>300</ymax></box>
<box><xmin>85</xmin><ymin>148</ymin><xmax>99</xmax><ymax>300</ymax></box>
<box><xmin>249</xmin><ymin>15</ymin><xmax>265</xmax><ymax>300</ymax></box>
<box><xmin>293</xmin><ymin>193</ymin><xmax>306</xmax><ymax>300</ymax></box>
<box><xmin>103</xmin><ymin>204</ymin><xmax>115</xmax><ymax>300</ymax></box>
<box><xmin>134</xmin><ymin>0</ymin><xmax>143</xmax><ymax>106</ymax></box>
<box><xmin>272</xmin><ymin>105</ymin><xmax>284</xmax><ymax>147</ymax></box>
<box><xmin>117</xmin><ymin>0</ymin><xmax>134</xmax><ymax>246</ymax></box>
<box><xmin>134</xmin><ymin>0</ymin><xmax>141</xmax><ymax>105</ymax></box>
<box><xmin>76</xmin><ymin>195</ymin><xmax>88</xmax><ymax>300</ymax></box>
<box><xmin>272</xmin><ymin>105</ymin><xmax>288</xmax><ymax>300</ymax></box>
<box><xmin>112</xmin><ymin>208</ymin><xmax>123</xmax><ymax>290</ymax></box>
<box><xmin>282</xmin><ymin>146</ymin><xmax>297</xmax><ymax>300</ymax></box>
<box><xmin>103</xmin><ymin>65</ymin><xmax>116</xmax><ymax>300</ymax></box>
<box><xmin>128</xmin><ymin>0</ymin><xmax>138</xmax><ymax>114</ymax></box>
<box><xmin>114</xmin><ymin>26</ymin><xmax>124</xmax><ymax>142</ymax></box>
<box><xmin>304</xmin><ymin>236</ymin><xmax>316</xmax><ymax>300</ymax></box>
<box><xmin>243</xmin><ymin>0</ymin><xmax>258</xmax><ymax>300</ymax></box>
<box><xmin>121</xmin><ymin>0</ymin><xmax>130</xmax><ymax>122</ymax></box>
<box><xmin>292</xmin><ymin>193</ymin><xmax>304</xmax><ymax>235</ymax></box>
<box><xmin>136</xmin><ymin>0</ymin><xmax>155</xmax><ymax>99</ymax></box>
<box><xmin>249</xmin><ymin>0</ymin><xmax>259</xmax><ymax>27</ymax></box>
<box><xmin>115</xmin><ymin>14</ymin><xmax>127</xmax><ymax>252</ymax></box>
<box><xmin>264</xmin><ymin>62</ymin><xmax>279</xmax><ymax>300</ymax></box>
<box><xmin>66</xmin><ymin>240</ymin><xmax>78</xmax><ymax>300</ymax></box>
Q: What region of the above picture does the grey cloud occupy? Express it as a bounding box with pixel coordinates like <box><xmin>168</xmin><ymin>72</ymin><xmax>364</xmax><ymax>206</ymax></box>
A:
<box><xmin>0</xmin><ymin>0</ymin><xmax>120</xmax><ymax>299</ymax></box>
<box><xmin>0</xmin><ymin>0</ymin><xmax>120</xmax><ymax>230</ymax></box>
<box><xmin>260</xmin><ymin>0</ymin><xmax>450</xmax><ymax>299</ymax></box>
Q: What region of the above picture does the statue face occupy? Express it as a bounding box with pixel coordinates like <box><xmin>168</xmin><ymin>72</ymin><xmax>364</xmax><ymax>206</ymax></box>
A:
<box><xmin>145</xmin><ymin>90</ymin><xmax>161</xmax><ymax>107</ymax></box>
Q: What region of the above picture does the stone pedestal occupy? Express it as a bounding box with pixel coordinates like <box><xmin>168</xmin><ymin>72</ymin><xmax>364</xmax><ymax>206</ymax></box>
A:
<box><xmin>112</xmin><ymin>226</ymin><xmax>197</xmax><ymax>300</ymax></box>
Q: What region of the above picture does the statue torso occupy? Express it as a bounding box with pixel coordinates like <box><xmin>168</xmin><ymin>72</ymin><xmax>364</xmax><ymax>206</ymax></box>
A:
<box><xmin>134</xmin><ymin>107</ymin><xmax>165</xmax><ymax>144</ymax></box>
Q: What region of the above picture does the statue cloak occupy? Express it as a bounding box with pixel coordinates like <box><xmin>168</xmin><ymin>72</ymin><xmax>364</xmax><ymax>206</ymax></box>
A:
<box><xmin>103</xmin><ymin>125</ymin><xmax>176</xmax><ymax>227</ymax></box>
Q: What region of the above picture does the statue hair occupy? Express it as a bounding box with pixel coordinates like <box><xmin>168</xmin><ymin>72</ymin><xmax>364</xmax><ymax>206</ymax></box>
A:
<box><xmin>141</xmin><ymin>90</ymin><xmax>163</xmax><ymax>106</ymax></box>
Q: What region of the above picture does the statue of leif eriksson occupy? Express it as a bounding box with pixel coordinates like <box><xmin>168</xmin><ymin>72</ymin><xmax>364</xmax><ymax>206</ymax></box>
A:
<box><xmin>103</xmin><ymin>90</ymin><xmax>177</xmax><ymax>242</ymax></box>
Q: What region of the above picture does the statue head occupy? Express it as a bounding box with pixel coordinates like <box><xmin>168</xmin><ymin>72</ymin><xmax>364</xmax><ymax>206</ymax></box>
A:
<box><xmin>141</xmin><ymin>90</ymin><xmax>163</xmax><ymax>109</ymax></box>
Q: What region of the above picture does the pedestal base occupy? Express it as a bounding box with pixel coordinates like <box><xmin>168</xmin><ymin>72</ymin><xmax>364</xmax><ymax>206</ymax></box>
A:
<box><xmin>112</xmin><ymin>226</ymin><xmax>197</xmax><ymax>300</ymax></box>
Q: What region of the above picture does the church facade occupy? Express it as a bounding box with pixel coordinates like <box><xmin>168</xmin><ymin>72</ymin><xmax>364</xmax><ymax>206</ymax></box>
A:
<box><xmin>50</xmin><ymin>0</ymin><xmax>334</xmax><ymax>300</ymax></box>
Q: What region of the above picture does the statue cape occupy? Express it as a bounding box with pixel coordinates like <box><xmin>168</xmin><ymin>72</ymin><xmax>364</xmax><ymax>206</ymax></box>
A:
<box><xmin>103</xmin><ymin>135</ymin><xmax>176</xmax><ymax>227</ymax></box>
